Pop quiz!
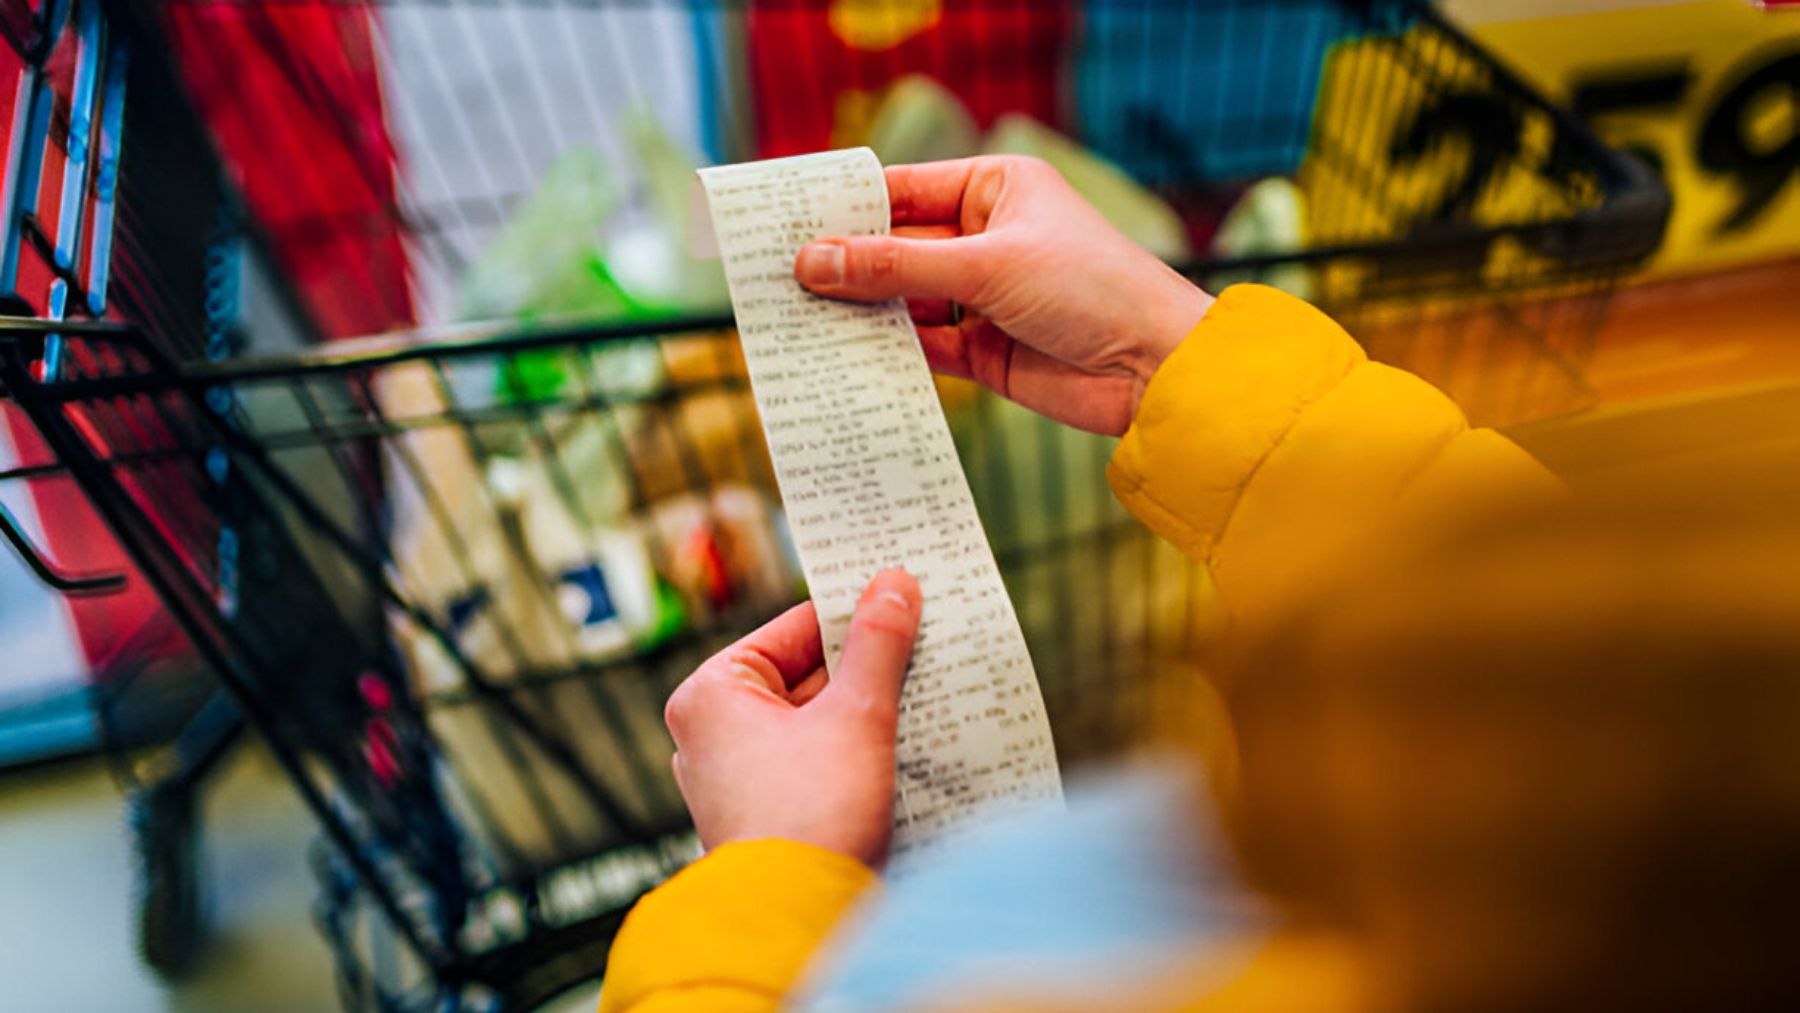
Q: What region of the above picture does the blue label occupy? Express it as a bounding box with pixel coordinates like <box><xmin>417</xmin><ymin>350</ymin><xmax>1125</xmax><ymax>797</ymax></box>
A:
<box><xmin>558</xmin><ymin>563</ymin><xmax>618</xmax><ymax>627</ymax></box>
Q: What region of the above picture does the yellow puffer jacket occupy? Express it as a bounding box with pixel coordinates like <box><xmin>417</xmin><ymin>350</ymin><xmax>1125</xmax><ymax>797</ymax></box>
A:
<box><xmin>597</xmin><ymin>284</ymin><xmax>1557</xmax><ymax>1013</ymax></box>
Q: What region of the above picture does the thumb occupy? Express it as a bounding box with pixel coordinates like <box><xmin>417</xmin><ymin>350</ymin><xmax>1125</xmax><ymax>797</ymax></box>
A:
<box><xmin>829</xmin><ymin>568</ymin><xmax>923</xmax><ymax>707</ymax></box>
<box><xmin>795</xmin><ymin>235</ymin><xmax>988</xmax><ymax>304</ymax></box>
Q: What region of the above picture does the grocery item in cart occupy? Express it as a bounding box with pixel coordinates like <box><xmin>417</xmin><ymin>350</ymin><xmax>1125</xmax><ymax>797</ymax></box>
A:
<box><xmin>457</xmin><ymin>148</ymin><xmax>631</xmax><ymax>324</ymax></box>
<box><xmin>864</xmin><ymin>75</ymin><xmax>982</xmax><ymax>167</ymax></box>
<box><xmin>861</xmin><ymin>76</ymin><xmax>1193</xmax><ymax>264</ymax></box>
<box><xmin>749</xmin><ymin>0</ymin><xmax>1071</xmax><ymax>157</ymax></box>
<box><xmin>380</xmin><ymin>336</ymin><xmax>797</xmax><ymax>871</ymax></box>
<box><xmin>1208</xmin><ymin>176</ymin><xmax>1314</xmax><ymax>298</ymax></box>
<box><xmin>982</xmin><ymin>114</ymin><xmax>1193</xmax><ymax>263</ymax></box>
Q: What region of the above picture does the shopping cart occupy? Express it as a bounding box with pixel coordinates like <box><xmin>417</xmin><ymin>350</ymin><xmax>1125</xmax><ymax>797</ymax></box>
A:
<box><xmin>0</xmin><ymin>0</ymin><xmax>1666</xmax><ymax>1009</ymax></box>
<box><xmin>0</xmin><ymin>0</ymin><xmax>260</xmax><ymax>977</ymax></box>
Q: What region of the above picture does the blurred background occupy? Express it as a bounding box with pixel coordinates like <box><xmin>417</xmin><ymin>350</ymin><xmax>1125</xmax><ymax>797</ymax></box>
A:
<box><xmin>0</xmin><ymin>0</ymin><xmax>1796</xmax><ymax>1009</ymax></box>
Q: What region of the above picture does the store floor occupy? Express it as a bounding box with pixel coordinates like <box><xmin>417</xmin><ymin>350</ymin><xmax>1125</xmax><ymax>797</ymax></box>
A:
<box><xmin>0</xmin><ymin>747</ymin><xmax>601</xmax><ymax>1012</ymax></box>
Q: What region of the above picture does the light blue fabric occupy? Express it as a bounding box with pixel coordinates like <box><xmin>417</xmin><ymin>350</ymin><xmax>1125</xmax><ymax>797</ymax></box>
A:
<box><xmin>793</xmin><ymin>760</ymin><xmax>1263</xmax><ymax>1013</ymax></box>
<box><xmin>1075</xmin><ymin>1</ymin><xmax>1417</xmax><ymax>184</ymax></box>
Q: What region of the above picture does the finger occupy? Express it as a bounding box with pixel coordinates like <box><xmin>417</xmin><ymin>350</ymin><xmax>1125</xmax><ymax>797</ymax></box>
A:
<box><xmin>915</xmin><ymin>325</ymin><xmax>973</xmax><ymax>380</ymax></box>
<box><xmin>908</xmin><ymin>297</ymin><xmax>956</xmax><ymax>327</ymax></box>
<box><xmin>916</xmin><ymin>318</ymin><xmax>1015</xmax><ymax>395</ymax></box>
<box><xmin>917</xmin><ymin>322</ymin><xmax>1134</xmax><ymax>435</ymax></box>
<box><xmin>712</xmin><ymin>600</ymin><xmax>823</xmax><ymax>692</ymax></box>
<box><xmin>668</xmin><ymin>600</ymin><xmax>821</xmax><ymax>742</ymax></box>
<box><xmin>726</xmin><ymin>661</ymin><xmax>784</xmax><ymax>696</ymax></box>
<box><xmin>787</xmin><ymin>666</ymin><xmax>830</xmax><ymax>707</ymax></box>
<box><xmin>885</xmin><ymin>159</ymin><xmax>981</xmax><ymax>226</ymax></box>
<box><xmin>893</xmin><ymin>224</ymin><xmax>961</xmax><ymax>241</ymax></box>
<box><xmin>827</xmin><ymin>568</ymin><xmax>922</xmax><ymax>707</ymax></box>
<box><xmin>861</xmin><ymin>227</ymin><xmax>962</xmax><ymax>324</ymax></box>
<box><xmin>1004</xmin><ymin>341</ymin><xmax>1138</xmax><ymax>436</ymax></box>
<box><xmin>795</xmin><ymin>235</ymin><xmax>989</xmax><ymax>304</ymax></box>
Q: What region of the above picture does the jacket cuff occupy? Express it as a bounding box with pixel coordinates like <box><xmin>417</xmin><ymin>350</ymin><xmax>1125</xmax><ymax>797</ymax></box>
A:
<box><xmin>1107</xmin><ymin>284</ymin><xmax>1366</xmax><ymax>561</ymax></box>
<box><xmin>599</xmin><ymin>839</ymin><xmax>879</xmax><ymax>1012</ymax></box>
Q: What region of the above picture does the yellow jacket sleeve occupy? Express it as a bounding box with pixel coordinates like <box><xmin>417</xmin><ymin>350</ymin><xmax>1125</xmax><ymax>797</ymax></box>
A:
<box><xmin>597</xmin><ymin>839</ymin><xmax>877</xmax><ymax>1013</ymax></box>
<box><xmin>1108</xmin><ymin>284</ymin><xmax>1560</xmax><ymax>628</ymax></box>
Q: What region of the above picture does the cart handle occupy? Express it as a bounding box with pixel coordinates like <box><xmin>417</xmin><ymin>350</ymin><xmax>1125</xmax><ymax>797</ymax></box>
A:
<box><xmin>0</xmin><ymin>498</ymin><xmax>125</xmax><ymax>595</ymax></box>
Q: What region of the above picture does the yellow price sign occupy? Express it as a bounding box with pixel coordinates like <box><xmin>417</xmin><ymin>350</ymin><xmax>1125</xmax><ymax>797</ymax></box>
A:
<box><xmin>1299</xmin><ymin>20</ymin><xmax>1622</xmax><ymax>305</ymax></box>
<box><xmin>1469</xmin><ymin>0</ymin><xmax>1800</xmax><ymax>276</ymax></box>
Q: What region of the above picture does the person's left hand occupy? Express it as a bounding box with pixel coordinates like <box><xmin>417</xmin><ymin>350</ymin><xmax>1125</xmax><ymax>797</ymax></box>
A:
<box><xmin>664</xmin><ymin>568</ymin><xmax>923</xmax><ymax>869</ymax></box>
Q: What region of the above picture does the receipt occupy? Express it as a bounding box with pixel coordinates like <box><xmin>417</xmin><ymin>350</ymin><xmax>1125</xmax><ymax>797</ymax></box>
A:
<box><xmin>697</xmin><ymin>148</ymin><xmax>1061</xmax><ymax>852</ymax></box>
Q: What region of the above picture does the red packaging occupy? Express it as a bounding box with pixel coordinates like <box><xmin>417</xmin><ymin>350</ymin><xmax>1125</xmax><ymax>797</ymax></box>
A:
<box><xmin>748</xmin><ymin>0</ymin><xmax>1073</xmax><ymax>158</ymax></box>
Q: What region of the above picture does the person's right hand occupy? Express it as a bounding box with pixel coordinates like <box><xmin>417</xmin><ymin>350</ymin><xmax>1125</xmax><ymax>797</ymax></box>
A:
<box><xmin>795</xmin><ymin>156</ymin><xmax>1214</xmax><ymax>436</ymax></box>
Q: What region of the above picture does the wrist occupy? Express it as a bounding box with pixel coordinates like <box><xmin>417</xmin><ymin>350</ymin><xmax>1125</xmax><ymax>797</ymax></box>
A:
<box><xmin>1128</xmin><ymin>274</ymin><xmax>1214</xmax><ymax>416</ymax></box>
<box><xmin>713</xmin><ymin>831</ymin><xmax>888</xmax><ymax>872</ymax></box>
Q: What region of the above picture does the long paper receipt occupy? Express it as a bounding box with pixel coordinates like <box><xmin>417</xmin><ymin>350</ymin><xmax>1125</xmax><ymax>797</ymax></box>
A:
<box><xmin>698</xmin><ymin>148</ymin><xmax>1062</xmax><ymax>852</ymax></box>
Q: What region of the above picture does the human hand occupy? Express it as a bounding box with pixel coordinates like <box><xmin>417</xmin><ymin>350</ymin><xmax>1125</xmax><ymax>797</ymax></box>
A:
<box><xmin>663</xmin><ymin>568</ymin><xmax>922</xmax><ymax>869</ymax></box>
<box><xmin>795</xmin><ymin>156</ymin><xmax>1214</xmax><ymax>435</ymax></box>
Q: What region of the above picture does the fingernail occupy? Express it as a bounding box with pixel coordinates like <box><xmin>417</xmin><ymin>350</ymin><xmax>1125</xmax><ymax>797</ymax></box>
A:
<box><xmin>798</xmin><ymin>243</ymin><xmax>844</xmax><ymax>285</ymax></box>
<box><xmin>877</xmin><ymin>589</ymin><xmax>913</xmax><ymax>610</ymax></box>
